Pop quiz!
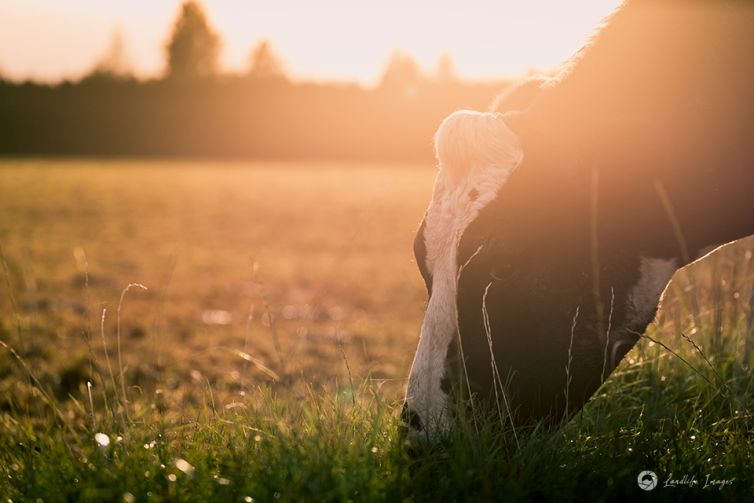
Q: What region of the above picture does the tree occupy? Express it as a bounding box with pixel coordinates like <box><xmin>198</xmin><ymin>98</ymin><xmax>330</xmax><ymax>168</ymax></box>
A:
<box><xmin>165</xmin><ymin>1</ymin><xmax>221</xmax><ymax>79</ymax></box>
<box><xmin>92</xmin><ymin>27</ymin><xmax>132</xmax><ymax>78</ymax></box>
<box><xmin>379</xmin><ymin>51</ymin><xmax>423</xmax><ymax>95</ymax></box>
<box><xmin>248</xmin><ymin>40</ymin><xmax>287</xmax><ymax>81</ymax></box>
<box><xmin>434</xmin><ymin>53</ymin><xmax>458</xmax><ymax>84</ymax></box>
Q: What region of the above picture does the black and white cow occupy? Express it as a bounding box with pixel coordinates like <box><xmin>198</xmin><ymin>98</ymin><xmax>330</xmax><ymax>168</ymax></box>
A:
<box><xmin>404</xmin><ymin>0</ymin><xmax>754</xmax><ymax>436</ymax></box>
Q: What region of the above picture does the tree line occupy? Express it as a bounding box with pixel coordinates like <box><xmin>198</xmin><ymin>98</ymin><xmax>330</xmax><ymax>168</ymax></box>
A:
<box><xmin>0</xmin><ymin>1</ymin><xmax>513</xmax><ymax>162</ymax></box>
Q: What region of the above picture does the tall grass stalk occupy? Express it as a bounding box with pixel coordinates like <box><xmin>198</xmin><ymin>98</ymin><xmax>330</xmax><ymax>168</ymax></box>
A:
<box><xmin>482</xmin><ymin>282</ymin><xmax>518</xmax><ymax>449</ymax></box>
<box><xmin>100</xmin><ymin>307</ymin><xmax>123</xmax><ymax>428</ymax></box>
<box><xmin>0</xmin><ymin>339</ymin><xmax>76</xmax><ymax>437</ymax></box>
<box><xmin>250</xmin><ymin>260</ymin><xmax>287</xmax><ymax>379</ymax></box>
<box><xmin>564</xmin><ymin>305</ymin><xmax>579</xmax><ymax>421</ymax></box>
<box><xmin>0</xmin><ymin>241</ymin><xmax>25</xmax><ymax>353</ymax></box>
<box><xmin>116</xmin><ymin>283</ymin><xmax>148</xmax><ymax>423</ymax></box>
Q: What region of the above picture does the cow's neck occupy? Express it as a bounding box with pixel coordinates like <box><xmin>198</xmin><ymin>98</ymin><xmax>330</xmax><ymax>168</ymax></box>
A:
<box><xmin>656</xmin><ymin>168</ymin><xmax>754</xmax><ymax>268</ymax></box>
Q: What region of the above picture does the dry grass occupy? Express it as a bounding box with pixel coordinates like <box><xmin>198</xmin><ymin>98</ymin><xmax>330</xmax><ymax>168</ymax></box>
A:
<box><xmin>0</xmin><ymin>158</ymin><xmax>433</xmax><ymax>416</ymax></box>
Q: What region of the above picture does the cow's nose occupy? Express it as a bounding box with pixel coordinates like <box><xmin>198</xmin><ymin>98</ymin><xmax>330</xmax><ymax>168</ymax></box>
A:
<box><xmin>401</xmin><ymin>401</ymin><xmax>423</xmax><ymax>431</ymax></box>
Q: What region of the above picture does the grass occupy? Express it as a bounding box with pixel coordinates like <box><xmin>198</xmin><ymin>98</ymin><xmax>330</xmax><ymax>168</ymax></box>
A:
<box><xmin>1</xmin><ymin>159</ymin><xmax>753</xmax><ymax>501</ymax></box>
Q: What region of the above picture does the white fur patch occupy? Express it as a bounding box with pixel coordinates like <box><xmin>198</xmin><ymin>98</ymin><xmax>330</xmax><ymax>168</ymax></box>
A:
<box><xmin>406</xmin><ymin>110</ymin><xmax>522</xmax><ymax>437</ymax></box>
<box><xmin>627</xmin><ymin>256</ymin><xmax>678</xmax><ymax>326</ymax></box>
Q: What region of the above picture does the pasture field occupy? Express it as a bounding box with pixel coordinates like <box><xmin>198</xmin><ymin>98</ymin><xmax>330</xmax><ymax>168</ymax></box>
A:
<box><xmin>1</xmin><ymin>159</ymin><xmax>753</xmax><ymax>501</ymax></box>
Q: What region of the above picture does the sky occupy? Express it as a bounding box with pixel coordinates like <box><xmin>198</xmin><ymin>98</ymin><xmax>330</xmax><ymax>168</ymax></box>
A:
<box><xmin>0</xmin><ymin>0</ymin><xmax>623</xmax><ymax>85</ymax></box>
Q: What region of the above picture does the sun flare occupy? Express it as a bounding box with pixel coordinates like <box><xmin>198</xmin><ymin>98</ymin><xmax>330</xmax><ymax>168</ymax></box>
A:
<box><xmin>0</xmin><ymin>0</ymin><xmax>621</xmax><ymax>83</ymax></box>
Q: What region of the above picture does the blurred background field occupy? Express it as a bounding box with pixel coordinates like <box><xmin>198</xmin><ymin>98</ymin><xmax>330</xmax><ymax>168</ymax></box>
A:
<box><xmin>0</xmin><ymin>159</ymin><xmax>434</xmax><ymax>419</ymax></box>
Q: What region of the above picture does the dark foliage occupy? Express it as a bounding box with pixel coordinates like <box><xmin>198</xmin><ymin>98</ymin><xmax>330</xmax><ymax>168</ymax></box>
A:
<box><xmin>0</xmin><ymin>75</ymin><xmax>508</xmax><ymax>161</ymax></box>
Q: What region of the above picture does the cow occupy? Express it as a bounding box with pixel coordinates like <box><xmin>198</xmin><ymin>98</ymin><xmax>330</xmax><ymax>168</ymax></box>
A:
<box><xmin>403</xmin><ymin>0</ymin><xmax>754</xmax><ymax>438</ymax></box>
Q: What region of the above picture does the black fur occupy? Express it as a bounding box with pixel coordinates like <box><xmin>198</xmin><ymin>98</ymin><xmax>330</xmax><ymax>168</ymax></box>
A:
<box><xmin>418</xmin><ymin>0</ymin><xmax>754</xmax><ymax>426</ymax></box>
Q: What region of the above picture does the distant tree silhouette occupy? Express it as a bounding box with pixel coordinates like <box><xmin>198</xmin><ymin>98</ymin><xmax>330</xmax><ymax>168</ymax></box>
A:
<box><xmin>165</xmin><ymin>1</ymin><xmax>221</xmax><ymax>79</ymax></box>
<box><xmin>91</xmin><ymin>28</ymin><xmax>132</xmax><ymax>78</ymax></box>
<box><xmin>434</xmin><ymin>53</ymin><xmax>458</xmax><ymax>84</ymax></box>
<box><xmin>248</xmin><ymin>40</ymin><xmax>287</xmax><ymax>81</ymax></box>
<box><xmin>0</xmin><ymin>4</ymin><xmax>512</xmax><ymax>162</ymax></box>
<box><xmin>379</xmin><ymin>51</ymin><xmax>423</xmax><ymax>95</ymax></box>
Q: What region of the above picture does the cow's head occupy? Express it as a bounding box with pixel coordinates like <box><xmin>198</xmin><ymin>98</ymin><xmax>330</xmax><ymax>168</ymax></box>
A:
<box><xmin>403</xmin><ymin>110</ymin><xmax>523</xmax><ymax>437</ymax></box>
<box><xmin>403</xmin><ymin>108</ymin><xmax>677</xmax><ymax>438</ymax></box>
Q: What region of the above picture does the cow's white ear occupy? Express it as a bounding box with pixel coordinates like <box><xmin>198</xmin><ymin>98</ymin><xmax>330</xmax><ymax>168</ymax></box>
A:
<box><xmin>434</xmin><ymin>110</ymin><xmax>523</xmax><ymax>183</ymax></box>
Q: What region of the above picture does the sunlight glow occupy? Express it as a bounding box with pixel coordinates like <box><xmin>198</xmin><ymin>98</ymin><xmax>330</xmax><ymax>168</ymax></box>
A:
<box><xmin>0</xmin><ymin>0</ymin><xmax>622</xmax><ymax>84</ymax></box>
